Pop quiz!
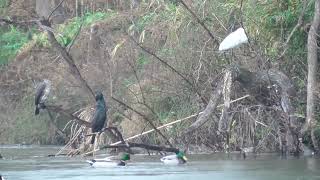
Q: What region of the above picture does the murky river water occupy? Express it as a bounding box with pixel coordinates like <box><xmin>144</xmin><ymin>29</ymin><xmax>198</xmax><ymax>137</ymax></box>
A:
<box><xmin>0</xmin><ymin>145</ymin><xmax>320</xmax><ymax>180</ymax></box>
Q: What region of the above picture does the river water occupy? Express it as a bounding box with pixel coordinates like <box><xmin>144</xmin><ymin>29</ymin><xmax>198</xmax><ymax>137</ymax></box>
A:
<box><xmin>0</xmin><ymin>145</ymin><xmax>319</xmax><ymax>180</ymax></box>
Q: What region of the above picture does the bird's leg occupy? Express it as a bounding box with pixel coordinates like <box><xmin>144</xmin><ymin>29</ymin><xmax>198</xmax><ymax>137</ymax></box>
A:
<box><xmin>93</xmin><ymin>133</ymin><xmax>97</xmax><ymax>157</ymax></box>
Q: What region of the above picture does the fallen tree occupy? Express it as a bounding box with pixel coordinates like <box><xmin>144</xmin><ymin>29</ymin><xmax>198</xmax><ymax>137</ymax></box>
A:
<box><xmin>184</xmin><ymin>65</ymin><xmax>302</xmax><ymax>155</ymax></box>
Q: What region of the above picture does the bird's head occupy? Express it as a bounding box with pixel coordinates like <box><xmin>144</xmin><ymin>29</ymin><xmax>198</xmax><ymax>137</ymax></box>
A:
<box><xmin>120</xmin><ymin>153</ymin><xmax>130</xmax><ymax>161</ymax></box>
<box><xmin>43</xmin><ymin>79</ymin><xmax>51</xmax><ymax>85</ymax></box>
<box><xmin>176</xmin><ymin>151</ymin><xmax>187</xmax><ymax>162</ymax></box>
<box><xmin>95</xmin><ymin>91</ymin><xmax>104</xmax><ymax>101</ymax></box>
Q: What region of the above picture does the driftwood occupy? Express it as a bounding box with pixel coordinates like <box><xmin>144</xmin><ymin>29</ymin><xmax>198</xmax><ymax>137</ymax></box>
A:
<box><xmin>101</xmin><ymin>142</ymin><xmax>179</xmax><ymax>153</ymax></box>
<box><xmin>185</xmin><ymin>65</ymin><xmax>302</xmax><ymax>155</ymax></box>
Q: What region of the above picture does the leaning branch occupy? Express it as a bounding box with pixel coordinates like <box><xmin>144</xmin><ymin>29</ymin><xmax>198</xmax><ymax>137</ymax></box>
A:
<box><xmin>128</xmin><ymin>35</ymin><xmax>207</xmax><ymax>104</ymax></box>
<box><xmin>101</xmin><ymin>142</ymin><xmax>179</xmax><ymax>153</ymax></box>
<box><xmin>46</xmin><ymin>105</ymin><xmax>90</xmax><ymax>127</ymax></box>
<box><xmin>38</xmin><ymin>18</ymin><xmax>95</xmax><ymax>100</ymax></box>
<box><xmin>111</xmin><ymin>96</ymin><xmax>173</xmax><ymax>147</ymax></box>
<box><xmin>278</xmin><ymin>0</ymin><xmax>308</xmax><ymax>59</ymax></box>
<box><xmin>179</xmin><ymin>0</ymin><xmax>219</xmax><ymax>45</ymax></box>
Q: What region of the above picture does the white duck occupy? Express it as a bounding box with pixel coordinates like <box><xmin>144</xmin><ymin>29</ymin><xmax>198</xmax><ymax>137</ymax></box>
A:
<box><xmin>160</xmin><ymin>151</ymin><xmax>187</xmax><ymax>165</ymax></box>
<box><xmin>87</xmin><ymin>153</ymin><xmax>130</xmax><ymax>167</ymax></box>
<box><xmin>219</xmin><ymin>27</ymin><xmax>248</xmax><ymax>51</ymax></box>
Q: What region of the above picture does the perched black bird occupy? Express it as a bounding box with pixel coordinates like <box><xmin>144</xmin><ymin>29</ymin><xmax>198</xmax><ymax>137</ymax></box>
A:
<box><xmin>34</xmin><ymin>79</ymin><xmax>51</xmax><ymax>115</ymax></box>
<box><xmin>91</xmin><ymin>92</ymin><xmax>107</xmax><ymax>144</ymax></box>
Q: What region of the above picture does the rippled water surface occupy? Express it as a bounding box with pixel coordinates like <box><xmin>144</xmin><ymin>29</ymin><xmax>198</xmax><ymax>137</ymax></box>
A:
<box><xmin>1</xmin><ymin>145</ymin><xmax>320</xmax><ymax>180</ymax></box>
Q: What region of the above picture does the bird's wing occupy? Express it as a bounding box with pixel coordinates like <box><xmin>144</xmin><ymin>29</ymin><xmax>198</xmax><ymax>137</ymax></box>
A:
<box><xmin>160</xmin><ymin>154</ymin><xmax>177</xmax><ymax>161</ymax></box>
<box><xmin>91</xmin><ymin>102</ymin><xmax>107</xmax><ymax>132</ymax></box>
<box><xmin>41</xmin><ymin>81</ymin><xmax>51</xmax><ymax>101</ymax></box>
<box><xmin>219</xmin><ymin>27</ymin><xmax>248</xmax><ymax>51</ymax></box>
<box><xmin>35</xmin><ymin>82</ymin><xmax>46</xmax><ymax>105</ymax></box>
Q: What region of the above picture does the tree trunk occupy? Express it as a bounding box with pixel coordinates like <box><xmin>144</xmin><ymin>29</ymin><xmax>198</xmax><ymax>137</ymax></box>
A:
<box><xmin>306</xmin><ymin>0</ymin><xmax>320</xmax><ymax>154</ymax></box>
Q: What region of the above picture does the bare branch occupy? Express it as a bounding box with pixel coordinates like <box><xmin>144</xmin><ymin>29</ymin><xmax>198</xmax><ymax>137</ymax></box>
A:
<box><xmin>278</xmin><ymin>0</ymin><xmax>308</xmax><ymax>59</ymax></box>
<box><xmin>111</xmin><ymin>96</ymin><xmax>174</xmax><ymax>147</ymax></box>
<box><xmin>179</xmin><ymin>0</ymin><xmax>219</xmax><ymax>45</ymax></box>
<box><xmin>128</xmin><ymin>35</ymin><xmax>207</xmax><ymax>104</ymax></box>
<box><xmin>46</xmin><ymin>105</ymin><xmax>91</xmax><ymax>127</ymax></box>
<box><xmin>67</xmin><ymin>16</ymin><xmax>84</xmax><ymax>52</ymax></box>
<box><xmin>38</xmin><ymin>18</ymin><xmax>95</xmax><ymax>100</ymax></box>
<box><xmin>47</xmin><ymin>0</ymin><xmax>67</xmax><ymax>20</ymax></box>
<box><xmin>101</xmin><ymin>142</ymin><xmax>179</xmax><ymax>153</ymax></box>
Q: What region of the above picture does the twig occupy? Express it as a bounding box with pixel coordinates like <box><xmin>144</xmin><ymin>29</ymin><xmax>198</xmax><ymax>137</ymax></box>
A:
<box><xmin>47</xmin><ymin>0</ymin><xmax>67</xmax><ymax>20</ymax></box>
<box><xmin>278</xmin><ymin>0</ymin><xmax>308</xmax><ymax>59</ymax></box>
<box><xmin>128</xmin><ymin>35</ymin><xmax>207</xmax><ymax>104</ymax></box>
<box><xmin>83</xmin><ymin>94</ymin><xmax>250</xmax><ymax>155</ymax></box>
<box><xmin>67</xmin><ymin>16</ymin><xmax>84</xmax><ymax>52</ymax></box>
<box><xmin>111</xmin><ymin>96</ymin><xmax>173</xmax><ymax>147</ymax></box>
<box><xmin>179</xmin><ymin>0</ymin><xmax>219</xmax><ymax>45</ymax></box>
<box><xmin>101</xmin><ymin>142</ymin><xmax>179</xmax><ymax>153</ymax></box>
<box><xmin>110</xmin><ymin>94</ymin><xmax>250</xmax><ymax>145</ymax></box>
<box><xmin>38</xmin><ymin>18</ymin><xmax>95</xmax><ymax>100</ymax></box>
<box><xmin>46</xmin><ymin>105</ymin><xmax>90</xmax><ymax>127</ymax></box>
<box><xmin>47</xmin><ymin>110</ymin><xmax>68</xmax><ymax>140</ymax></box>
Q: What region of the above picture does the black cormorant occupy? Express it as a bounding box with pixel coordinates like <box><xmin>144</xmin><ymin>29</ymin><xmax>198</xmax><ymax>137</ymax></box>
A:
<box><xmin>34</xmin><ymin>79</ymin><xmax>51</xmax><ymax>115</ymax></box>
<box><xmin>91</xmin><ymin>92</ymin><xmax>107</xmax><ymax>144</ymax></box>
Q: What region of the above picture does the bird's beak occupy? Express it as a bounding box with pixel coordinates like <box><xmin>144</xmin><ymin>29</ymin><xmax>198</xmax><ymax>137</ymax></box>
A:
<box><xmin>182</xmin><ymin>156</ymin><xmax>188</xmax><ymax>161</ymax></box>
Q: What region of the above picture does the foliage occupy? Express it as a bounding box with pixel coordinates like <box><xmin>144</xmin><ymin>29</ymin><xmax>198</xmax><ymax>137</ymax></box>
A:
<box><xmin>56</xmin><ymin>11</ymin><xmax>116</xmax><ymax>46</ymax></box>
<box><xmin>0</xmin><ymin>0</ymin><xmax>9</xmax><ymax>15</ymax></box>
<box><xmin>0</xmin><ymin>26</ymin><xmax>28</xmax><ymax>65</ymax></box>
<box><xmin>5</xmin><ymin>95</ymin><xmax>51</xmax><ymax>144</ymax></box>
<box><xmin>0</xmin><ymin>11</ymin><xmax>115</xmax><ymax>65</ymax></box>
<box><xmin>34</xmin><ymin>11</ymin><xmax>116</xmax><ymax>47</ymax></box>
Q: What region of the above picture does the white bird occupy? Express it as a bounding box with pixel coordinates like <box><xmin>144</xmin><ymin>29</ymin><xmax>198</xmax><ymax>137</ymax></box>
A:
<box><xmin>219</xmin><ymin>27</ymin><xmax>248</xmax><ymax>51</ymax></box>
<box><xmin>160</xmin><ymin>151</ymin><xmax>187</xmax><ymax>165</ymax></box>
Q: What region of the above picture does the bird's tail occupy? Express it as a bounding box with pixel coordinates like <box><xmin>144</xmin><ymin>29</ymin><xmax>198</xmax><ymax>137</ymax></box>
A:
<box><xmin>35</xmin><ymin>106</ymin><xmax>40</xmax><ymax>115</ymax></box>
<box><xmin>91</xmin><ymin>134</ymin><xmax>96</xmax><ymax>144</ymax></box>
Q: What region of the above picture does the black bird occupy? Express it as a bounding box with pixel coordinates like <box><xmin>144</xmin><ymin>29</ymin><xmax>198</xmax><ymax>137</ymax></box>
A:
<box><xmin>35</xmin><ymin>79</ymin><xmax>51</xmax><ymax>115</ymax></box>
<box><xmin>0</xmin><ymin>175</ymin><xmax>5</xmax><ymax>180</ymax></box>
<box><xmin>91</xmin><ymin>92</ymin><xmax>107</xmax><ymax>144</ymax></box>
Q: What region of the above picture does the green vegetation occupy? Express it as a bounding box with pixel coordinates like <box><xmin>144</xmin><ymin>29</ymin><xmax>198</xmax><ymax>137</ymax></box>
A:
<box><xmin>4</xmin><ymin>95</ymin><xmax>51</xmax><ymax>144</ymax></box>
<box><xmin>0</xmin><ymin>26</ymin><xmax>28</xmax><ymax>65</ymax></box>
<box><xmin>0</xmin><ymin>0</ymin><xmax>9</xmax><ymax>15</ymax></box>
<box><xmin>56</xmin><ymin>11</ymin><xmax>116</xmax><ymax>46</ymax></box>
<box><xmin>0</xmin><ymin>11</ymin><xmax>116</xmax><ymax>66</ymax></box>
